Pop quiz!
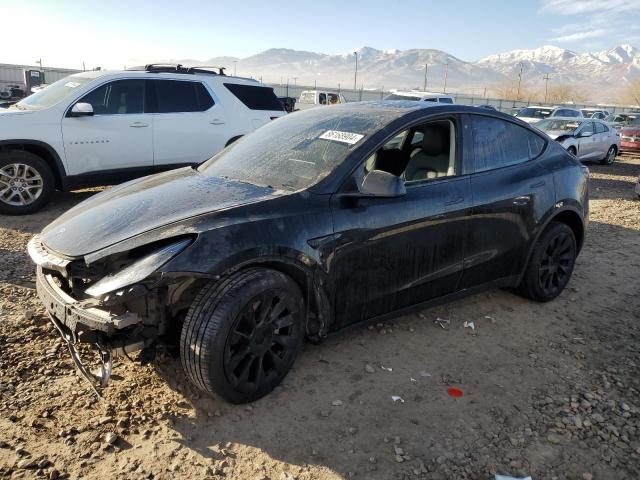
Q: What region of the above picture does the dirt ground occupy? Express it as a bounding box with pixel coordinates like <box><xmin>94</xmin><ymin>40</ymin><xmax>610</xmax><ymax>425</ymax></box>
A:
<box><xmin>1</xmin><ymin>155</ymin><xmax>639</xmax><ymax>480</ymax></box>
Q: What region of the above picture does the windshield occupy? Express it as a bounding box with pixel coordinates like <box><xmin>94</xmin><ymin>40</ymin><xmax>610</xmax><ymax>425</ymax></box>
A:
<box><xmin>15</xmin><ymin>75</ymin><xmax>94</xmax><ymax>110</ymax></box>
<box><xmin>199</xmin><ymin>107</ymin><xmax>390</xmax><ymax>191</ymax></box>
<box><xmin>517</xmin><ymin>108</ymin><xmax>552</xmax><ymax>119</ymax></box>
<box><xmin>385</xmin><ymin>93</ymin><xmax>421</xmax><ymax>101</ymax></box>
<box><xmin>628</xmin><ymin>116</ymin><xmax>640</xmax><ymax>126</ymax></box>
<box><xmin>536</xmin><ymin>119</ymin><xmax>581</xmax><ymax>132</ymax></box>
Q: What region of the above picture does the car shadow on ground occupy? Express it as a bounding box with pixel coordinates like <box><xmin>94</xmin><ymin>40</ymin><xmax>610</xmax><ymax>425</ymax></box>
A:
<box><xmin>0</xmin><ymin>188</ymin><xmax>103</xmax><ymax>235</ymax></box>
<box><xmin>141</xmin><ymin>219</ymin><xmax>640</xmax><ymax>479</ymax></box>
<box><xmin>588</xmin><ymin>155</ymin><xmax>640</xmax><ymax>177</ymax></box>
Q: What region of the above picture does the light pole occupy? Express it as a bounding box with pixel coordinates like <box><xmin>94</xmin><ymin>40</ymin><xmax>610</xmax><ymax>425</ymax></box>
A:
<box><xmin>35</xmin><ymin>58</ymin><xmax>43</xmax><ymax>71</ymax></box>
<box><xmin>353</xmin><ymin>51</ymin><xmax>358</xmax><ymax>91</ymax></box>
<box><xmin>423</xmin><ymin>63</ymin><xmax>428</xmax><ymax>91</ymax></box>
<box><xmin>516</xmin><ymin>62</ymin><xmax>524</xmax><ymax>100</ymax></box>
<box><xmin>543</xmin><ymin>73</ymin><xmax>551</xmax><ymax>103</ymax></box>
<box><xmin>443</xmin><ymin>63</ymin><xmax>449</xmax><ymax>93</ymax></box>
<box><xmin>292</xmin><ymin>77</ymin><xmax>297</xmax><ymax>86</ymax></box>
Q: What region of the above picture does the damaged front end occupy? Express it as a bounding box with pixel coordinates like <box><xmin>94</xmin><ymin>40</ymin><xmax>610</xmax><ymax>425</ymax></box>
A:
<box><xmin>28</xmin><ymin>234</ymin><xmax>195</xmax><ymax>397</ymax></box>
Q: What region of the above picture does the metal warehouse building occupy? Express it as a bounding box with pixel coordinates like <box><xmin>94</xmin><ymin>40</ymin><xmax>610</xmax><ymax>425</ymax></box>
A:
<box><xmin>0</xmin><ymin>63</ymin><xmax>80</xmax><ymax>90</ymax></box>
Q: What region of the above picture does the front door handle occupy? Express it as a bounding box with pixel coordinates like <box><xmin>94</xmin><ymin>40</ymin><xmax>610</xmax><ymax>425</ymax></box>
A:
<box><xmin>129</xmin><ymin>122</ymin><xmax>149</xmax><ymax>128</ymax></box>
<box><xmin>209</xmin><ymin>119</ymin><xmax>225</xmax><ymax>125</ymax></box>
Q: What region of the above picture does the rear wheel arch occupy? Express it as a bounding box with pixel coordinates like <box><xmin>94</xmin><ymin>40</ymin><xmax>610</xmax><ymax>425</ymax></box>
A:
<box><xmin>550</xmin><ymin>209</ymin><xmax>585</xmax><ymax>252</ymax></box>
<box><xmin>0</xmin><ymin>140</ymin><xmax>66</xmax><ymax>190</ymax></box>
<box><xmin>518</xmin><ymin>207</ymin><xmax>585</xmax><ymax>285</ymax></box>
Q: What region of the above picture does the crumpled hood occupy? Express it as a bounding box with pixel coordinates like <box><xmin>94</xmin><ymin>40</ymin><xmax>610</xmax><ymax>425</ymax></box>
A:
<box><xmin>545</xmin><ymin>130</ymin><xmax>574</xmax><ymax>140</ymax></box>
<box><xmin>41</xmin><ymin>167</ymin><xmax>281</xmax><ymax>258</ymax></box>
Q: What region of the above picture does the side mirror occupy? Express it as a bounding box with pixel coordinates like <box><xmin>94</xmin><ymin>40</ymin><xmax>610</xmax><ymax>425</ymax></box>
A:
<box><xmin>578</xmin><ymin>131</ymin><xmax>593</xmax><ymax>138</ymax></box>
<box><xmin>359</xmin><ymin>170</ymin><xmax>406</xmax><ymax>197</ymax></box>
<box><xmin>69</xmin><ymin>102</ymin><xmax>94</xmax><ymax>117</ymax></box>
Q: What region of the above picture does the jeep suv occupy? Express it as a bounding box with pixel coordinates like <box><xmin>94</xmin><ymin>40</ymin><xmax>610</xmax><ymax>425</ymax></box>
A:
<box><xmin>0</xmin><ymin>64</ymin><xmax>285</xmax><ymax>214</ymax></box>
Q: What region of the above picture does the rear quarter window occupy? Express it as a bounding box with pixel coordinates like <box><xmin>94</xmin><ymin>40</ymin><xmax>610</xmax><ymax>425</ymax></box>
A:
<box><xmin>470</xmin><ymin>115</ymin><xmax>546</xmax><ymax>173</ymax></box>
<box><xmin>224</xmin><ymin>83</ymin><xmax>284</xmax><ymax>111</ymax></box>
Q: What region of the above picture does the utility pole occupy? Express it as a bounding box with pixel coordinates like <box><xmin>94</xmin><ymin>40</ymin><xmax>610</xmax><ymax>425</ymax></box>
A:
<box><xmin>423</xmin><ymin>63</ymin><xmax>428</xmax><ymax>91</ymax></box>
<box><xmin>443</xmin><ymin>63</ymin><xmax>449</xmax><ymax>93</ymax></box>
<box><xmin>314</xmin><ymin>79</ymin><xmax>316</xmax><ymax>89</ymax></box>
<box><xmin>82</xmin><ymin>61</ymin><xmax>86</xmax><ymax>72</ymax></box>
<box><xmin>35</xmin><ymin>58</ymin><xmax>43</xmax><ymax>71</ymax></box>
<box><xmin>353</xmin><ymin>51</ymin><xmax>358</xmax><ymax>91</ymax></box>
<box><xmin>292</xmin><ymin>77</ymin><xmax>297</xmax><ymax>86</ymax></box>
<box><xmin>516</xmin><ymin>63</ymin><xmax>524</xmax><ymax>100</ymax></box>
<box><xmin>233</xmin><ymin>61</ymin><xmax>237</xmax><ymax>76</ymax></box>
<box><xmin>543</xmin><ymin>73</ymin><xmax>551</xmax><ymax>103</ymax></box>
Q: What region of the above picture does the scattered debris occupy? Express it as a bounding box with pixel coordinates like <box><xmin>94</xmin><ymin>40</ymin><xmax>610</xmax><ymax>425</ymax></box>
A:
<box><xmin>381</xmin><ymin>365</ymin><xmax>393</xmax><ymax>372</ymax></box>
<box><xmin>463</xmin><ymin>320</ymin><xmax>475</xmax><ymax>332</ymax></box>
<box><xmin>419</xmin><ymin>371</ymin><xmax>432</xmax><ymax>377</ymax></box>
<box><xmin>495</xmin><ymin>475</ymin><xmax>533</xmax><ymax>480</ymax></box>
<box><xmin>446</xmin><ymin>388</ymin><xmax>464</xmax><ymax>398</ymax></box>
<box><xmin>433</xmin><ymin>316</ymin><xmax>450</xmax><ymax>329</ymax></box>
<box><xmin>364</xmin><ymin>364</ymin><xmax>375</xmax><ymax>373</ymax></box>
<box><xmin>331</xmin><ymin>400</ymin><xmax>343</xmax><ymax>406</ymax></box>
<box><xmin>391</xmin><ymin>395</ymin><xmax>405</xmax><ymax>403</ymax></box>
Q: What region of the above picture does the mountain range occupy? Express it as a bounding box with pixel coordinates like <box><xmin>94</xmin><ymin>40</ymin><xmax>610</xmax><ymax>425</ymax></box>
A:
<box><xmin>175</xmin><ymin>44</ymin><xmax>640</xmax><ymax>103</ymax></box>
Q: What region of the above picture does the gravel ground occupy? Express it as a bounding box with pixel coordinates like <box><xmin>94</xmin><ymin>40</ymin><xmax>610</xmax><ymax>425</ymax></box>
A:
<box><xmin>1</xmin><ymin>155</ymin><xmax>639</xmax><ymax>480</ymax></box>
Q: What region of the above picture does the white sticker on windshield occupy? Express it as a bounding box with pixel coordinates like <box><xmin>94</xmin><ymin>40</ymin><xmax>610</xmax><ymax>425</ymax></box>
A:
<box><xmin>319</xmin><ymin>130</ymin><xmax>364</xmax><ymax>145</ymax></box>
<box><xmin>65</xmin><ymin>82</ymin><xmax>81</xmax><ymax>88</ymax></box>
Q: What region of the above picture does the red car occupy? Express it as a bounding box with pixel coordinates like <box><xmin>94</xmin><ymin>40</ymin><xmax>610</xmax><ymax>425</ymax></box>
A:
<box><xmin>620</xmin><ymin>116</ymin><xmax>640</xmax><ymax>153</ymax></box>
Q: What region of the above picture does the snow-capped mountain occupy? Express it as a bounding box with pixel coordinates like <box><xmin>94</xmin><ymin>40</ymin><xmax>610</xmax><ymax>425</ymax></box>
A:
<box><xmin>175</xmin><ymin>44</ymin><xmax>640</xmax><ymax>102</ymax></box>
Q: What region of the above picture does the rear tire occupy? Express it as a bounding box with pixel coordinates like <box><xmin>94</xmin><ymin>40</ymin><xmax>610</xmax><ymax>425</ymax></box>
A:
<box><xmin>180</xmin><ymin>268</ymin><xmax>305</xmax><ymax>403</ymax></box>
<box><xmin>600</xmin><ymin>145</ymin><xmax>616</xmax><ymax>165</ymax></box>
<box><xmin>0</xmin><ymin>150</ymin><xmax>54</xmax><ymax>215</ymax></box>
<box><xmin>519</xmin><ymin>222</ymin><xmax>577</xmax><ymax>302</ymax></box>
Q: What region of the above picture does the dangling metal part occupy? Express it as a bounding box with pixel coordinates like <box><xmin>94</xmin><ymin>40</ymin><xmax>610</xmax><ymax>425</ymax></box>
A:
<box><xmin>47</xmin><ymin>314</ymin><xmax>106</xmax><ymax>400</ymax></box>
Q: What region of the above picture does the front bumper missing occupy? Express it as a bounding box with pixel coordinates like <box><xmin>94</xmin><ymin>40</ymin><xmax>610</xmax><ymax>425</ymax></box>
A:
<box><xmin>36</xmin><ymin>267</ymin><xmax>147</xmax><ymax>397</ymax></box>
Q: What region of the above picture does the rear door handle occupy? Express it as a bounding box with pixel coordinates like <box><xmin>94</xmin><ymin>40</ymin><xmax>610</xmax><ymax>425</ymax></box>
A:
<box><xmin>129</xmin><ymin>122</ymin><xmax>149</xmax><ymax>128</ymax></box>
<box><xmin>209</xmin><ymin>119</ymin><xmax>225</xmax><ymax>125</ymax></box>
<box><xmin>444</xmin><ymin>196</ymin><xmax>464</xmax><ymax>206</ymax></box>
<box><xmin>529</xmin><ymin>180</ymin><xmax>545</xmax><ymax>188</ymax></box>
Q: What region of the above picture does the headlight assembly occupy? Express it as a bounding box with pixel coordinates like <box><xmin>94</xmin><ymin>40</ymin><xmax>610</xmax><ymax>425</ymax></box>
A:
<box><xmin>85</xmin><ymin>238</ymin><xmax>191</xmax><ymax>298</ymax></box>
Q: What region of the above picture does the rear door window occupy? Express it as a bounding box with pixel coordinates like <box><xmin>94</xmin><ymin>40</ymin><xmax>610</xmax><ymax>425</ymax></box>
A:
<box><xmin>470</xmin><ymin>115</ymin><xmax>546</xmax><ymax>172</ymax></box>
<box><xmin>223</xmin><ymin>83</ymin><xmax>285</xmax><ymax>111</ymax></box>
<box><xmin>152</xmin><ymin>80</ymin><xmax>214</xmax><ymax>113</ymax></box>
<box><xmin>580</xmin><ymin>122</ymin><xmax>595</xmax><ymax>135</ymax></box>
<box><xmin>595</xmin><ymin>122</ymin><xmax>607</xmax><ymax>134</ymax></box>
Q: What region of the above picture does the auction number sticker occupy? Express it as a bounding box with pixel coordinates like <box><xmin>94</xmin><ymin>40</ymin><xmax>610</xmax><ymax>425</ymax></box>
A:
<box><xmin>319</xmin><ymin>130</ymin><xmax>365</xmax><ymax>145</ymax></box>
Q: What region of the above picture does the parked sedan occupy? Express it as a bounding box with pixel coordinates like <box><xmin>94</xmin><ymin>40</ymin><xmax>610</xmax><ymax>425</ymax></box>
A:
<box><xmin>605</xmin><ymin>112</ymin><xmax>640</xmax><ymax>131</ymax></box>
<box><xmin>28</xmin><ymin>102</ymin><xmax>588</xmax><ymax>403</ymax></box>
<box><xmin>619</xmin><ymin>116</ymin><xmax>640</xmax><ymax>154</ymax></box>
<box><xmin>535</xmin><ymin>118</ymin><xmax>619</xmax><ymax>165</ymax></box>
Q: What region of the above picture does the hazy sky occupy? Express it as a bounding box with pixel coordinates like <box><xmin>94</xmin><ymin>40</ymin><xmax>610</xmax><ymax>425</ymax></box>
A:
<box><xmin>2</xmin><ymin>0</ymin><xmax>639</xmax><ymax>69</ymax></box>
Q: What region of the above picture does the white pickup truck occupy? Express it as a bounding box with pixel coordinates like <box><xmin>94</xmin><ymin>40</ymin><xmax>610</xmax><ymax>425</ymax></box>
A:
<box><xmin>296</xmin><ymin>90</ymin><xmax>347</xmax><ymax>110</ymax></box>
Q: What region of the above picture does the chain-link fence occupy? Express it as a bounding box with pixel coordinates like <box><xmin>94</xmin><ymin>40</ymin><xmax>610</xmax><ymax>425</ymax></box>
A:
<box><xmin>270</xmin><ymin>83</ymin><xmax>637</xmax><ymax>114</ymax></box>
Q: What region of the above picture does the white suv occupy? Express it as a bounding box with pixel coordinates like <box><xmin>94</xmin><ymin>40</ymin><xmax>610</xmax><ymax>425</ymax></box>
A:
<box><xmin>0</xmin><ymin>64</ymin><xmax>285</xmax><ymax>214</ymax></box>
<box><xmin>384</xmin><ymin>91</ymin><xmax>455</xmax><ymax>104</ymax></box>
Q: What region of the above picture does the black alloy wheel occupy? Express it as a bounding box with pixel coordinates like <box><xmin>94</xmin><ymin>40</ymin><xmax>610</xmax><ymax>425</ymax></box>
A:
<box><xmin>519</xmin><ymin>221</ymin><xmax>577</xmax><ymax>302</ymax></box>
<box><xmin>180</xmin><ymin>268</ymin><xmax>305</xmax><ymax>403</ymax></box>
<box><xmin>224</xmin><ymin>289</ymin><xmax>301</xmax><ymax>394</ymax></box>
<box><xmin>537</xmin><ymin>230</ymin><xmax>575</xmax><ymax>298</ymax></box>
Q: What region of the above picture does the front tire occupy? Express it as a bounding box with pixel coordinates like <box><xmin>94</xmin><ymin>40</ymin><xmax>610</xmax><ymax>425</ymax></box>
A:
<box><xmin>180</xmin><ymin>268</ymin><xmax>305</xmax><ymax>403</ymax></box>
<box><xmin>0</xmin><ymin>150</ymin><xmax>54</xmax><ymax>215</ymax></box>
<box><xmin>519</xmin><ymin>222</ymin><xmax>577</xmax><ymax>302</ymax></box>
<box><xmin>600</xmin><ymin>145</ymin><xmax>616</xmax><ymax>165</ymax></box>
